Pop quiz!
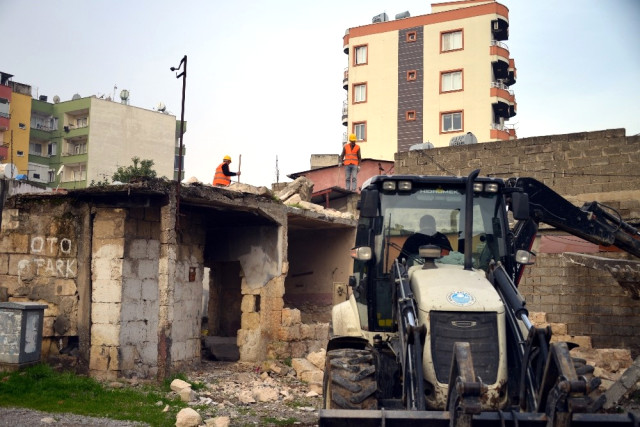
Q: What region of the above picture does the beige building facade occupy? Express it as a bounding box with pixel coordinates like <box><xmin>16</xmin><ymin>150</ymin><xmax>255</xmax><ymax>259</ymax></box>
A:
<box><xmin>343</xmin><ymin>0</ymin><xmax>516</xmax><ymax>159</ymax></box>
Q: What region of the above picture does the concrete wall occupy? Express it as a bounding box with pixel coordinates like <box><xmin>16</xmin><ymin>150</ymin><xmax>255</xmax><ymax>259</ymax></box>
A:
<box><xmin>0</xmin><ymin>182</ymin><xmax>359</xmax><ymax>378</ymax></box>
<box><xmin>395</xmin><ymin>128</ymin><xmax>640</xmax><ymax>353</ymax></box>
<box><xmin>89</xmin><ymin>98</ymin><xmax>176</xmax><ymax>182</ymax></box>
<box><xmin>285</xmin><ymin>228</ymin><xmax>355</xmax><ymax>323</ymax></box>
<box><xmin>0</xmin><ymin>198</ymin><xmax>91</xmax><ymax>369</ymax></box>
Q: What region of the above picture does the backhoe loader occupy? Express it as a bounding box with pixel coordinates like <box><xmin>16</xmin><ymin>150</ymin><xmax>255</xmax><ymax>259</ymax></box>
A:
<box><xmin>320</xmin><ymin>170</ymin><xmax>640</xmax><ymax>426</ymax></box>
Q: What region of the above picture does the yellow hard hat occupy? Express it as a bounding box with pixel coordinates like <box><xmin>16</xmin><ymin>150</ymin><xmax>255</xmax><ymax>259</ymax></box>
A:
<box><xmin>348</xmin><ymin>134</ymin><xmax>357</xmax><ymax>142</ymax></box>
<box><xmin>223</xmin><ymin>155</ymin><xmax>232</xmax><ymax>162</ymax></box>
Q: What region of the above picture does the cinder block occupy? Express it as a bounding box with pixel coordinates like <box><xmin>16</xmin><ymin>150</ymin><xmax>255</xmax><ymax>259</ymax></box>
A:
<box><xmin>91</xmin><ymin>323</ymin><xmax>120</xmax><ymax>346</ymax></box>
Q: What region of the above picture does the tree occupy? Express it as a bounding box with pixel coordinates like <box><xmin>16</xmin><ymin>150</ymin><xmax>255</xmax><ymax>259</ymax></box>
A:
<box><xmin>112</xmin><ymin>157</ymin><xmax>157</xmax><ymax>183</ymax></box>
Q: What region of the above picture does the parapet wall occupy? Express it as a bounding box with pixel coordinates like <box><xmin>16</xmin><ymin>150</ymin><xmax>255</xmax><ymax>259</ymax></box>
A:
<box><xmin>395</xmin><ymin>128</ymin><xmax>640</xmax><ymax>354</ymax></box>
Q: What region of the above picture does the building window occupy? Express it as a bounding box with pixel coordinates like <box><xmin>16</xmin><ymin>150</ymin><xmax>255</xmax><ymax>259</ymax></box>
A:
<box><xmin>48</xmin><ymin>170</ymin><xmax>55</xmax><ymax>183</ymax></box>
<box><xmin>442</xmin><ymin>111</ymin><xmax>463</xmax><ymax>132</ymax></box>
<box><xmin>74</xmin><ymin>143</ymin><xmax>87</xmax><ymax>155</ymax></box>
<box><xmin>353</xmin><ymin>122</ymin><xmax>366</xmax><ymax>141</ymax></box>
<box><xmin>29</xmin><ymin>143</ymin><xmax>42</xmax><ymax>156</ymax></box>
<box><xmin>441</xmin><ymin>70</ymin><xmax>463</xmax><ymax>92</ymax></box>
<box><xmin>33</xmin><ymin>173</ymin><xmax>40</xmax><ymax>179</ymax></box>
<box><xmin>77</xmin><ymin>117</ymin><xmax>88</xmax><ymax>128</ymax></box>
<box><xmin>0</xmin><ymin>98</ymin><xmax>9</xmax><ymax>119</ymax></box>
<box><xmin>407</xmin><ymin>70</ymin><xmax>417</xmax><ymax>81</ymax></box>
<box><xmin>354</xmin><ymin>45</ymin><xmax>368</xmax><ymax>66</ymax></box>
<box><xmin>353</xmin><ymin>83</ymin><xmax>367</xmax><ymax>103</ymax></box>
<box><xmin>441</xmin><ymin>30</ymin><xmax>463</xmax><ymax>52</ymax></box>
<box><xmin>17</xmin><ymin>150</ymin><xmax>24</xmax><ymax>157</ymax></box>
<box><xmin>406</xmin><ymin>110</ymin><xmax>416</xmax><ymax>121</ymax></box>
<box><xmin>48</xmin><ymin>142</ymin><xmax>57</xmax><ymax>156</ymax></box>
<box><xmin>19</xmin><ymin>123</ymin><xmax>26</xmax><ymax>130</ymax></box>
<box><xmin>406</xmin><ymin>31</ymin><xmax>417</xmax><ymax>42</ymax></box>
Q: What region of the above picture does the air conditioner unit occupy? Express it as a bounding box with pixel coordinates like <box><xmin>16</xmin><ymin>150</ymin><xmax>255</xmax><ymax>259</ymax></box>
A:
<box><xmin>372</xmin><ymin>12</ymin><xmax>388</xmax><ymax>23</ymax></box>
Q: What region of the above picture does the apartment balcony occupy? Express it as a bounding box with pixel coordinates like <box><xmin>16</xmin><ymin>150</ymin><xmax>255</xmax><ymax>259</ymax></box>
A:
<box><xmin>507</xmin><ymin>58</ymin><xmax>517</xmax><ymax>86</ymax></box>
<box><xmin>341</xmin><ymin>100</ymin><xmax>348</xmax><ymax>126</ymax></box>
<box><xmin>0</xmin><ymin>116</ymin><xmax>9</xmax><ymax>131</ymax></box>
<box><xmin>343</xmin><ymin>68</ymin><xmax>348</xmax><ymax>90</ymax></box>
<box><xmin>491</xmin><ymin>18</ymin><xmax>509</xmax><ymax>41</ymax></box>
<box><xmin>490</xmin><ymin>123</ymin><xmax>516</xmax><ymax>140</ymax></box>
<box><xmin>490</xmin><ymin>82</ymin><xmax>516</xmax><ymax>119</ymax></box>
<box><xmin>490</xmin><ymin>40</ymin><xmax>510</xmax><ymax>80</ymax></box>
<box><xmin>0</xmin><ymin>145</ymin><xmax>8</xmax><ymax>160</ymax></box>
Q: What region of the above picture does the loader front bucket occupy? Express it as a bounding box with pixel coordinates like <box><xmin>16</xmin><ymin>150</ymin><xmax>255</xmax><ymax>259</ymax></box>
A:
<box><xmin>318</xmin><ymin>409</ymin><xmax>639</xmax><ymax>427</ymax></box>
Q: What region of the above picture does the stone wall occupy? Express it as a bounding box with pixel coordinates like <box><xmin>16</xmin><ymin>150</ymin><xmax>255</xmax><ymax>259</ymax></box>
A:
<box><xmin>395</xmin><ymin>128</ymin><xmax>640</xmax><ymax>354</ymax></box>
<box><xmin>0</xmin><ymin>199</ymin><xmax>89</xmax><ymax>368</ymax></box>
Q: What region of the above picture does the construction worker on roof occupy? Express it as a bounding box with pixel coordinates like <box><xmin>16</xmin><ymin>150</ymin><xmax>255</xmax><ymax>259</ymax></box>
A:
<box><xmin>340</xmin><ymin>133</ymin><xmax>362</xmax><ymax>191</ymax></box>
<box><xmin>213</xmin><ymin>155</ymin><xmax>241</xmax><ymax>187</ymax></box>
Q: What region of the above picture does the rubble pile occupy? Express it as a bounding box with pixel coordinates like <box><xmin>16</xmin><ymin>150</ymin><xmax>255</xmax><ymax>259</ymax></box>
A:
<box><xmin>170</xmin><ymin>359</ymin><xmax>321</xmax><ymax>426</ymax></box>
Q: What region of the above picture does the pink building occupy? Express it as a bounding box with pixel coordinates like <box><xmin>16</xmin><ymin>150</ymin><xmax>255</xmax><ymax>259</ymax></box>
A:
<box><xmin>288</xmin><ymin>158</ymin><xmax>394</xmax><ymax>211</ymax></box>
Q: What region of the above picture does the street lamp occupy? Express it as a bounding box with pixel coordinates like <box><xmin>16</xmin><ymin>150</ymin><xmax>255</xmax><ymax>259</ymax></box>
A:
<box><xmin>171</xmin><ymin>55</ymin><xmax>187</xmax><ymax>229</ymax></box>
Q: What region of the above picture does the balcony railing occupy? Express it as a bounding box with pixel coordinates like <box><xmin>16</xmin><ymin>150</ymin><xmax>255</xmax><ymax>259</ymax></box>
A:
<box><xmin>490</xmin><ymin>81</ymin><xmax>514</xmax><ymax>95</ymax></box>
<box><xmin>491</xmin><ymin>123</ymin><xmax>515</xmax><ymax>132</ymax></box>
<box><xmin>490</xmin><ymin>40</ymin><xmax>508</xmax><ymax>50</ymax></box>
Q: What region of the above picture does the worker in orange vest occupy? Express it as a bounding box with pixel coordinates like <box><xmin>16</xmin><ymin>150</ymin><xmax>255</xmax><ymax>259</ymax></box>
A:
<box><xmin>340</xmin><ymin>133</ymin><xmax>361</xmax><ymax>191</ymax></box>
<box><xmin>213</xmin><ymin>155</ymin><xmax>241</xmax><ymax>187</ymax></box>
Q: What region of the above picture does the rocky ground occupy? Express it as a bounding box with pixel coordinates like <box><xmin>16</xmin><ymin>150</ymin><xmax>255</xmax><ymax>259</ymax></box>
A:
<box><xmin>0</xmin><ymin>359</ymin><xmax>322</xmax><ymax>427</ymax></box>
<box><xmin>1</xmin><ymin>355</ymin><xmax>639</xmax><ymax>426</ymax></box>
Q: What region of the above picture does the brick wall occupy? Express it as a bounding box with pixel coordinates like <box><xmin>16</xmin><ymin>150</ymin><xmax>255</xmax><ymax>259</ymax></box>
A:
<box><xmin>395</xmin><ymin>128</ymin><xmax>640</xmax><ymax>354</ymax></box>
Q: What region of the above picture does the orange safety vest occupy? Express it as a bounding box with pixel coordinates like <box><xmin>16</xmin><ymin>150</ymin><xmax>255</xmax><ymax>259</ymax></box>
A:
<box><xmin>213</xmin><ymin>162</ymin><xmax>231</xmax><ymax>186</ymax></box>
<box><xmin>344</xmin><ymin>144</ymin><xmax>360</xmax><ymax>165</ymax></box>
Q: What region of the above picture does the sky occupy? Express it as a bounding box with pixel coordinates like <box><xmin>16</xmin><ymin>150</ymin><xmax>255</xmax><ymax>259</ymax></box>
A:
<box><xmin>3</xmin><ymin>0</ymin><xmax>639</xmax><ymax>188</ymax></box>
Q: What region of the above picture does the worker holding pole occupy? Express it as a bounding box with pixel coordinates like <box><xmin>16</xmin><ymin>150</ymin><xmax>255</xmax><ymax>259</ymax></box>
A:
<box><xmin>212</xmin><ymin>155</ymin><xmax>241</xmax><ymax>187</ymax></box>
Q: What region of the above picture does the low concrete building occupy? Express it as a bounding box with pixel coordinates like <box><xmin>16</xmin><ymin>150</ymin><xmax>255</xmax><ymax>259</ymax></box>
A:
<box><xmin>0</xmin><ymin>180</ymin><xmax>356</xmax><ymax>379</ymax></box>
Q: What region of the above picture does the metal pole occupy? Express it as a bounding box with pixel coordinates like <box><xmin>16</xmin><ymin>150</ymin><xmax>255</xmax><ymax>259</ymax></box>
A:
<box><xmin>171</xmin><ymin>55</ymin><xmax>187</xmax><ymax>230</ymax></box>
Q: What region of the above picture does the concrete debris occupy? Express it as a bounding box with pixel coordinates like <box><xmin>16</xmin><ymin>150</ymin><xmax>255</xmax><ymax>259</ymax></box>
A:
<box><xmin>172</xmin><ymin>360</ymin><xmax>321</xmax><ymax>426</ymax></box>
<box><xmin>306</xmin><ymin>348</ymin><xmax>326</xmax><ymax>370</ymax></box>
<box><xmin>179</xmin><ymin>387</ymin><xmax>195</xmax><ymax>402</ymax></box>
<box><xmin>175</xmin><ymin>407</ymin><xmax>202</xmax><ymax>427</ymax></box>
<box><xmin>170</xmin><ymin>378</ymin><xmax>192</xmax><ymax>392</ymax></box>
<box><xmin>204</xmin><ymin>416</ymin><xmax>230</xmax><ymax>427</ymax></box>
<box><xmin>183</xmin><ymin>176</ymin><xmax>274</xmax><ymax>198</ymax></box>
<box><xmin>277</xmin><ymin>176</ymin><xmax>314</xmax><ymax>203</ymax></box>
<box><xmin>603</xmin><ymin>355</ymin><xmax>640</xmax><ymax>409</ymax></box>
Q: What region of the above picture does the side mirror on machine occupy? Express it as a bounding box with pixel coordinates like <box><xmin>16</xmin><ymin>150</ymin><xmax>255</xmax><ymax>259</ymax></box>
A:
<box><xmin>511</xmin><ymin>192</ymin><xmax>530</xmax><ymax>220</ymax></box>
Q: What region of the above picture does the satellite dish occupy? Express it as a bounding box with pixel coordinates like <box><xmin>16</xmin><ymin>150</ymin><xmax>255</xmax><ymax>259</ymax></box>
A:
<box><xmin>157</xmin><ymin>102</ymin><xmax>166</xmax><ymax>112</ymax></box>
<box><xmin>120</xmin><ymin>89</ymin><xmax>129</xmax><ymax>100</ymax></box>
<box><xmin>72</xmin><ymin>93</ymin><xmax>81</xmax><ymax>100</ymax></box>
<box><xmin>0</xmin><ymin>163</ymin><xmax>18</xmax><ymax>179</ymax></box>
<box><xmin>53</xmin><ymin>95</ymin><xmax>60</xmax><ymax>104</ymax></box>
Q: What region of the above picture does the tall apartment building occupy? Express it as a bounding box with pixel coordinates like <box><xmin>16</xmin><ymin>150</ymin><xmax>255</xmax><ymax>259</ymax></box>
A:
<box><xmin>0</xmin><ymin>72</ymin><xmax>32</xmax><ymax>177</ymax></box>
<box><xmin>342</xmin><ymin>0</ymin><xmax>516</xmax><ymax>159</ymax></box>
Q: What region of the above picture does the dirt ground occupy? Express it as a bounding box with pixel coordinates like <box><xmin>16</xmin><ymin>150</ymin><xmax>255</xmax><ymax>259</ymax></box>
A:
<box><xmin>0</xmin><ymin>359</ymin><xmax>321</xmax><ymax>427</ymax></box>
<box><xmin>1</xmin><ymin>358</ymin><xmax>639</xmax><ymax>426</ymax></box>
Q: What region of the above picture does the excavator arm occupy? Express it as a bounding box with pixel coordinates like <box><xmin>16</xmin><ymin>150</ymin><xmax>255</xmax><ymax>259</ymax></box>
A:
<box><xmin>512</xmin><ymin>177</ymin><xmax>640</xmax><ymax>258</ymax></box>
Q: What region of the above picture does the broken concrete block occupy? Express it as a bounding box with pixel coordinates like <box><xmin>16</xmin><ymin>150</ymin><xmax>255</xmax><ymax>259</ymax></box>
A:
<box><xmin>170</xmin><ymin>378</ymin><xmax>192</xmax><ymax>392</ymax></box>
<box><xmin>306</xmin><ymin>348</ymin><xmax>326</xmax><ymax>370</ymax></box>
<box><xmin>175</xmin><ymin>408</ymin><xmax>202</xmax><ymax>427</ymax></box>
<box><xmin>281</xmin><ymin>308</ymin><xmax>301</xmax><ymax>326</ymax></box>
<box><xmin>603</xmin><ymin>356</ymin><xmax>640</xmax><ymax>409</ymax></box>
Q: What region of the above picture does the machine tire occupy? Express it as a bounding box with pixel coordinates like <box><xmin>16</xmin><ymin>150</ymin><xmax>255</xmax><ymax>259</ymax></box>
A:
<box><xmin>323</xmin><ymin>348</ymin><xmax>377</xmax><ymax>410</ymax></box>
